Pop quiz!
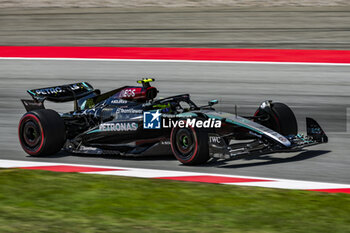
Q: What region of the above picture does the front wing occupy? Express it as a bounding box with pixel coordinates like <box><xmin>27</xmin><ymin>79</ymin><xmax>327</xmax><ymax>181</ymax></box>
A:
<box><xmin>208</xmin><ymin>117</ymin><xmax>328</xmax><ymax>160</ymax></box>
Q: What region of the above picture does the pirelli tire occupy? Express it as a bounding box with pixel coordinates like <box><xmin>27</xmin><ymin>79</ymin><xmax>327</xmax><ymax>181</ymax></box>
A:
<box><xmin>18</xmin><ymin>109</ymin><xmax>66</xmax><ymax>156</ymax></box>
<box><xmin>170</xmin><ymin>121</ymin><xmax>211</xmax><ymax>165</ymax></box>
<box><xmin>255</xmin><ymin>102</ymin><xmax>298</xmax><ymax>136</ymax></box>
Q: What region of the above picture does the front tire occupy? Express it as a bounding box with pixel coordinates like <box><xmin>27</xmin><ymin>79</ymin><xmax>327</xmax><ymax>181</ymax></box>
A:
<box><xmin>255</xmin><ymin>102</ymin><xmax>298</xmax><ymax>136</ymax></box>
<box><xmin>170</xmin><ymin>122</ymin><xmax>210</xmax><ymax>165</ymax></box>
<box><xmin>18</xmin><ymin>109</ymin><xmax>65</xmax><ymax>156</ymax></box>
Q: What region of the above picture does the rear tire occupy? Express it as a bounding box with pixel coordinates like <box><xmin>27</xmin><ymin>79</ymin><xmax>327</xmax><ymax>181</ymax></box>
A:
<box><xmin>18</xmin><ymin>109</ymin><xmax>65</xmax><ymax>156</ymax></box>
<box><xmin>170</xmin><ymin>122</ymin><xmax>210</xmax><ymax>165</ymax></box>
<box><xmin>255</xmin><ymin>102</ymin><xmax>298</xmax><ymax>136</ymax></box>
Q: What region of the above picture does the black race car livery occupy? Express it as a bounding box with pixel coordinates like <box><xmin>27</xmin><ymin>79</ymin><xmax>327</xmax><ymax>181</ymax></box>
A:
<box><xmin>18</xmin><ymin>79</ymin><xmax>328</xmax><ymax>165</ymax></box>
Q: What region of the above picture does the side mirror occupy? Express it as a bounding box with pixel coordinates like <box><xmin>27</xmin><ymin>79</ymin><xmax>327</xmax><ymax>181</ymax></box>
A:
<box><xmin>208</xmin><ymin>99</ymin><xmax>218</xmax><ymax>106</ymax></box>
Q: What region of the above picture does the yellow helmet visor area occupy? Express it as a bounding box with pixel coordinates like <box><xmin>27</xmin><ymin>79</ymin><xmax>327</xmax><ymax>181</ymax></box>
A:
<box><xmin>137</xmin><ymin>78</ymin><xmax>155</xmax><ymax>84</ymax></box>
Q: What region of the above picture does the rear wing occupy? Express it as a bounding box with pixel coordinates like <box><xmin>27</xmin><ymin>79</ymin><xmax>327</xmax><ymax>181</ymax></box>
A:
<box><xmin>22</xmin><ymin>82</ymin><xmax>95</xmax><ymax>112</ymax></box>
<box><xmin>27</xmin><ymin>82</ymin><xmax>94</xmax><ymax>102</ymax></box>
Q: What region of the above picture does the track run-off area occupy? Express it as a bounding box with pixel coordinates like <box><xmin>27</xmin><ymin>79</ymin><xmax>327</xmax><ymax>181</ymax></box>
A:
<box><xmin>0</xmin><ymin>46</ymin><xmax>349</xmax><ymax>193</ymax></box>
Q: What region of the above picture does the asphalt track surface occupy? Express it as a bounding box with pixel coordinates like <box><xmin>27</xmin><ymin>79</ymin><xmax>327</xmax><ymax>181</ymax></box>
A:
<box><xmin>1</xmin><ymin>7</ymin><xmax>350</xmax><ymax>49</ymax></box>
<box><xmin>0</xmin><ymin>59</ymin><xmax>349</xmax><ymax>184</ymax></box>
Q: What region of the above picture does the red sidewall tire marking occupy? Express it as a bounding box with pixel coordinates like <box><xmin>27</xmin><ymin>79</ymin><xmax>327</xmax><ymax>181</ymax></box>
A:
<box><xmin>170</xmin><ymin>121</ymin><xmax>199</xmax><ymax>164</ymax></box>
<box><xmin>18</xmin><ymin>114</ymin><xmax>44</xmax><ymax>155</ymax></box>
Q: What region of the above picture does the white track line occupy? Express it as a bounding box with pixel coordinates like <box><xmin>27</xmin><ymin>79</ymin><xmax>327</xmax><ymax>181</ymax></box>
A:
<box><xmin>1</xmin><ymin>57</ymin><xmax>350</xmax><ymax>66</ymax></box>
<box><xmin>225</xmin><ymin>181</ymin><xmax>350</xmax><ymax>190</ymax></box>
<box><xmin>0</xmin><ymin>159</ymin><xmax>56</xmax><ymax>168</ymax></box>
<box><xmin>0</xmin><ymin>159</ymin><xmax>349</xmax><ymax>192</ymax></box>
<box><xmin>84</xmin><ymin>169</ymin><xmax>201</xmax><ymax>178</ymax></box>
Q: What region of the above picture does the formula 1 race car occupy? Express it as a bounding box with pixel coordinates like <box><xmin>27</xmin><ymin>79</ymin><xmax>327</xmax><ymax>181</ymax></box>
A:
<box><xmin>18</xmin><ymin>79</ymin><xmax>328</xmax><ymax>165</ymax></box>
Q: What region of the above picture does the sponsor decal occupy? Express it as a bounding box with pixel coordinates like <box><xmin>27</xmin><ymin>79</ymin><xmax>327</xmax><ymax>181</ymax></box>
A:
<box><xmin>209</xmin><ymin>136</ymin><xmax>221</xmax><ymax>144</ymax></box>
<box><xmin>35</xmin><ymin>87</ymin><xmax>62</xmax><ymax>95</ymax></box>
<box><xmin>120</xmin><ymin>88</ymin><xmax>136</xmax><ymax>98</ymax></box>
<box><xmin>310</xmin><ymin>128</ymin><xmax>322</xmax><ymax>134</ymax></box>
<box><xmin>143</xmin><ymin>110</ymin><xmax>161</xmax><ymax>129</ymax></box>
<box><xmin>99</xmin><ymin>122</ymin><xmax>138</xmax><ymax>132</ymax></box>
<box><xmin>152</xmin><ymin>103</ymin><xmax>171</xmax><ymax>109</ymax></box>
<box><xmin>111</xmin><ymin>99</ymin><xmax>128</xmax><ymax>104</ymax></box>
<box><xmin>278</xmin><ymin>136</ymin><xmax>287</xmax><ymax>142</ymax></box>
<box><xmin>69</xmin><ymin>84</ymin><xmax>80</xmax><ymax>91</ymax></box>
<box><xmin>34</xmin><ymin>83</ymin><xmax>82</xmax><ymax>95</ymax></box>
<box><xmin>116</xmin><ymin>108</ymin><xmax>143</xmax><ymax>114</ymax></box>
<box><xmin>249</xmin><ymin>131</ymin><xmax>262</xmax><ymax>138</ymax></box>
<box><xmin>160</xmin><ymin>140</ymin><xmax>171</xmax><ymax>145</ymax></box>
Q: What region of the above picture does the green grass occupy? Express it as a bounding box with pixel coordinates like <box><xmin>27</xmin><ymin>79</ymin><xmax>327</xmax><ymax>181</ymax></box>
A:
<box><xmin>0</xmin><ymin>169</ymin><xmax>349</xmax><ymax>233</ymax></box>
